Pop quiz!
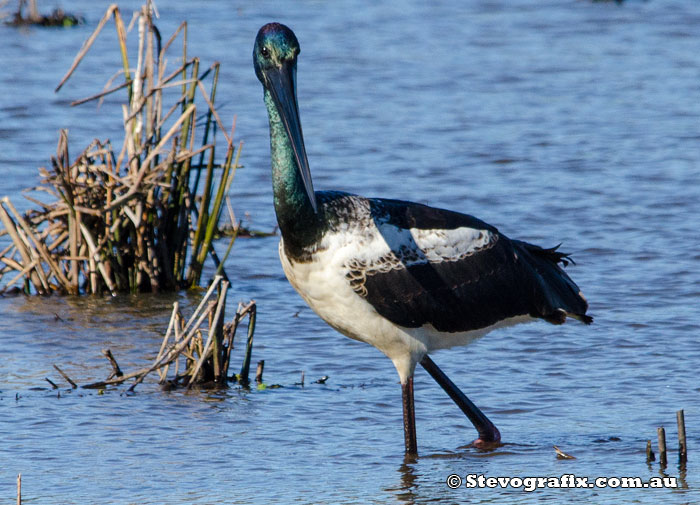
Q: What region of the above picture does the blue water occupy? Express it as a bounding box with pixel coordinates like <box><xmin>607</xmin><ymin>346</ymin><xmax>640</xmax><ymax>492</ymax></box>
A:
<box><xmin>1</xmin><ymin>1</ymin><xmax>699</xmax><ymax>503</ymax></box>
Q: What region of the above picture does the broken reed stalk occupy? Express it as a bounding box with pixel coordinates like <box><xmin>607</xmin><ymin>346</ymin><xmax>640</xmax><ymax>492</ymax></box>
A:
<box><xmin>658</xmin><ymin>427</ymin><xmax>667</xmax><ymax>467</ymax></box>
<box><xmin>255</xmin><ymin>360</ymin><xmax>264</xmax><ymax>383</ymax></box>
<box><xmin>53</xmin><ymin>364</ymin><xmax>77</xmax><ymax>388</ymax></box>
<box><xmin>0</xmin><ymin>1</ymin><xmax>241</xmax><ymax>295</ymax></box>
<box><xmin>553</xmin><ymin>445</ymin><xmax>575</xmax><ymax>460</ymax></box>
<box><xmin>156</xmin><ymin>301</ymin><xmax>180</xmax><ymax>382</ymax></box>
<box><xmin>646</xmin><ymin>439</ymin><xmax>655</xmax><ymax>463</ymax></box>
<box><xmin>238</xmin><ymin>301</ymin><xmax>257</xmax><ymax>385</ymax></box>
<box><xmin>677</xmin><ymin>409</ymin><xmax>687</xmax><ymax>464</ymax></box>
<box><xmin>102</xmin><ymin>349</ymin><xmax>123</xmax><ymax>379</ymax></box>
<box><xmin>186</xmin><ymin>280</ymin><xmax>229</xmax><ymax>389</ymax></box>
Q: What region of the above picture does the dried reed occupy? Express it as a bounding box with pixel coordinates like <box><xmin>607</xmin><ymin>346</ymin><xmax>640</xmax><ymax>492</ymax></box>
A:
<box><xmin>0</xmin><ymin>1</ymin><xmax>241</xmax><ymax>294</ymax></box>
<box><xmin>80</xmin><ymin>275</ymin><xmax>258</xmax><ymax>390</ymax></box>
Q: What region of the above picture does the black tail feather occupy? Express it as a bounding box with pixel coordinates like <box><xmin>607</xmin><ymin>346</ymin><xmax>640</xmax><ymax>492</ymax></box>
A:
<box><xmin>513</xmin><ymin>240</ymin><xmax>592</xmax><ymax>325</ymax></box>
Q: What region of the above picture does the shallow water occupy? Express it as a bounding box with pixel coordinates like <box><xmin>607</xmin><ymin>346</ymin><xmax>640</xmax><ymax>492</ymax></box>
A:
<box><xmin>1</xmin><ymin>0</ymin><xmax>699</xmax><ymax>503</ymax></box>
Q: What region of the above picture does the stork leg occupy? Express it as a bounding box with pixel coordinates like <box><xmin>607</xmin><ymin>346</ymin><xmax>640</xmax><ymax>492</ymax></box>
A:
<box><xmin>402</xmin><ymin>376</ymin><xmax>418</xmax><ymax>455</ymax></box>
<box><xmin>420</xmin><ymin>355</ymin><xmax>501</xmax><ymax>449</ymax></box>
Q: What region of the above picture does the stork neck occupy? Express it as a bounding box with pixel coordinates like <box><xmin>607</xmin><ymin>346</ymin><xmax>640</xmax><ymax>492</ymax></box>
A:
<box><xmin>264</xmin><ymin>90</ymin><xmax>321</xmax><ymax>253</ymax></box>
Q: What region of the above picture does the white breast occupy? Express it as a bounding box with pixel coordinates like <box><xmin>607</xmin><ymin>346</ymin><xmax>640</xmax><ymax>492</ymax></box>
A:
<box><xmin>278</xmin><ymin>223</ymin><xmax>530</xmax><ymax>383</ymax></box>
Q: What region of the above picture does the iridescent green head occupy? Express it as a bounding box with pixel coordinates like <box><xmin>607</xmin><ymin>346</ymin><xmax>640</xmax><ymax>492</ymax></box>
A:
<box><xmin>254</xmin><ymin>23</ymin><xmax>317</xmax><ymax>213</ymax></box>
<box><xmin>253</xmin><ymin>23</ymin><xmax>300</xmax><ymax>85</ymax></box>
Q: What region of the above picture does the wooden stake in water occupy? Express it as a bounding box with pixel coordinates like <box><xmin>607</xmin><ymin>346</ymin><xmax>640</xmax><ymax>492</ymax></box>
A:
<box><xmin>677</xmin><ymin>409</ymin><xmax>687</xmax><ymax>464</ymax></box>
<box><xmin>657</xmin><ymin>427</ymin><xmax>667</xmax><ymax>467</ymax></box>
<box><xmin>646</xmin><ymin>439</ymin><xmax>655</xmax><ymax>463</ymax></box>
<box><xmin>17</xmin><ymin>473</ymin><xmax>21</xmax><ymax>505</ymax></box>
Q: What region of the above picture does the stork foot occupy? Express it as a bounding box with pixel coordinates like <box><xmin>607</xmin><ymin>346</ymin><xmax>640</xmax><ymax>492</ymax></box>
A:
<box><xmin>471</xmin><ymin>424</ymin><xmax>502</xmax><ymax>450</ymax></box>
<box><xmin>420</xmin><ymin>355</ymin><xmax>504</xmax><ymax>451</ymax></box>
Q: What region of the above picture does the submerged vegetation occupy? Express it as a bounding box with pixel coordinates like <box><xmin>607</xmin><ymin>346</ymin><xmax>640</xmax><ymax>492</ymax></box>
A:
<box><xmin>0</xmin><ymin>2</ymin><xmax>242</xmax><ymax>294</ymax></box>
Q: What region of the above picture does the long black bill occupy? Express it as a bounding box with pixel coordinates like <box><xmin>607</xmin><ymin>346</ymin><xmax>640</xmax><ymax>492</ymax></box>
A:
<box><xmin>266</xmin><ymin>61</ymin><xmax>318</xmax><ymax>213</ymax></box>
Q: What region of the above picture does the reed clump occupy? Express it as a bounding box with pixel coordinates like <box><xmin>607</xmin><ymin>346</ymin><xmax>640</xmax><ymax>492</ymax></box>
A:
<box><xmin>61</xmin><ymin>276</ymin><xmax>259</xmax><ymax>390</ymax></box>
<box><xmin>0</xmin><ymin>2</ymin><xmax>241</xmax><ymax>295</ymax></box>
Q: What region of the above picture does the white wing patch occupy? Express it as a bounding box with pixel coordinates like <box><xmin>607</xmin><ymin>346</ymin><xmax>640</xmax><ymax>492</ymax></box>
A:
<box><xmin>408</xmin><ymin>227</ymin><xmax>495</xmax><ymax>264</ymax></box>
<box><xmin>335</xmin><ymin>223</ymin><xmax>497</xmax><ymax>297</ymax></box>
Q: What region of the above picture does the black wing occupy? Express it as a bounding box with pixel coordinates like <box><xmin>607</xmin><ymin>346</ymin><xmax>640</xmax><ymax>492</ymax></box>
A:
<box><xmin>352</xmin><ymin>198</ymin><xmax>591</xmax><ymax>333</ymax></box>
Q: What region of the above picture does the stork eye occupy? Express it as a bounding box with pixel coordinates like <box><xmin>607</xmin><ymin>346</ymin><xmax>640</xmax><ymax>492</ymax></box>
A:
<box><xmin>261</xmin><ymin>46</ymin><xmax>271</xmax><ymax>59</ymax></box>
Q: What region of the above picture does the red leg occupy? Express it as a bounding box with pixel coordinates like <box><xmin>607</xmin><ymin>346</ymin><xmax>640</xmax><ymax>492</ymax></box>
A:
<box><xmin>420</xmin><ymin>355</ymin><xmax>501</xmax><ymax>449</ymax></box>
<box><xmin>402</xmin><ymin>376</ymin><xmax>418</xmax><ymax>455</ymax></box>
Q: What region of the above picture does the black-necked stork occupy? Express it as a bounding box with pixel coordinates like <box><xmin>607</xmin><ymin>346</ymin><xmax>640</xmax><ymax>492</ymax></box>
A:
<box><xmin>253</xmin><ymin>22</ymin><xmax>592</xmax><ymax>456</ymax></box>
